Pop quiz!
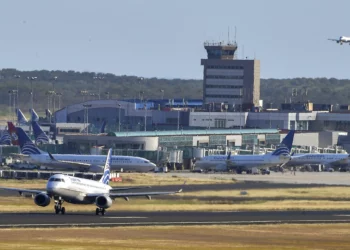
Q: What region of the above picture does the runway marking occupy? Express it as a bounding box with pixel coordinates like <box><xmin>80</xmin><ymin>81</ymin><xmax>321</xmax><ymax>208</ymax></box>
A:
<box><xmin>2</xmin><ymin>219</ymin><xmax>350</xmax><ymax>228</ymax></box>
<box><xmin>102</xmin><ymin>217</ymin><xmax>148</xmax><ymax>219</ymax></box>
<box><xmin>333</xmin><ymin>214</ymin><xmax>350</xmax><ymax>217</ymax></box>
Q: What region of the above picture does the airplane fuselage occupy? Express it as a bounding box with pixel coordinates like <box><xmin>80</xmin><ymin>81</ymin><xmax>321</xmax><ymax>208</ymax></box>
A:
<box><xmin>195</xmin><ymin>154</ymin><xmax>290</xmax><ymax>171</ymax></box>
<box><xmin>22</xmin><ymin>154</ymin><xmax>156</xmax><ymax>172</ymax></box>
<box><xmin>46</xmin><ymin>174</ymin><xmax>110</xmax><ymax>204</ymax></box>
<box><xmin>289</xmin><ymin>153</ymin><xmax>349</xmax><ymax>167</ymax></box>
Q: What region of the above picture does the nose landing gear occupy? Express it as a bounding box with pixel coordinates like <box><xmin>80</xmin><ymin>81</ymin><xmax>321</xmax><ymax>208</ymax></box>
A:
<box><xmin>96</xmin><ymin>207</ymin><xmax>106</xmax><ymax>216</ymax></box>
<box><xmin>54</xmin><ymin>199</ymin><xmax>65</xmax><ymax>215</ymax></box>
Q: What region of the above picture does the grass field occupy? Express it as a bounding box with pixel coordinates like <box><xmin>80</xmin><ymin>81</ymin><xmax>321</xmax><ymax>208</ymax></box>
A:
<box><xmin>0</xmin><ymin>173</ymin><xmax>235</xmax><ymax>189</ymax></box>
<box><xmin>2</xmin><ymin>177</ymin><xmax>350</xmax><ymax>212</ymax></box>
<box><xmin>0</xmin><ymin>224</ymin><xmax>350</xmax><ymax>250</ymax></box>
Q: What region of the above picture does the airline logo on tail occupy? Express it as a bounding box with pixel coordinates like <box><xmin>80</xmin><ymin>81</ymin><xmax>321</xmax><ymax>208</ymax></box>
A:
<box><xmin>272</xmin><ymin>130</ymin><xmax>295</xmax><ymax>156</ymax></box>
<box><xmin>100</xmin><ymin>148</ymin><xmax>112</xmax><ymax>185</ymax></box>
<box><xmin>32</xmin><ymin>121</ymin><xmax>50</xmax><ymax>144</ymax></box>
<box><xmin>0</xmin><ymin>130</ymin><xmax>11</xmax><ymax>145</ymax></box>
<box><xmin>7</xmin><ymin>122</ymin><xmax>19</xmax><ymax>146</ymax></box>
<box><xmin>16</xmin><ymin>127</ymin><xmax>42</xmax><ymax>155</ymax></box>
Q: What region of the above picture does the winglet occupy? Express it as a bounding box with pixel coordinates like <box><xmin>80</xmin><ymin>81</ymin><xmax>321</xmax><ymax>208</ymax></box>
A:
<box><xmin>48</xmin><ymin>151</ymin><xmax>56</xmax><ymax>161</ymax></box>
<box><xmin>99</xmin><ymin>148</ymin><xmax>112</xmax><ymax>185</ymax></box>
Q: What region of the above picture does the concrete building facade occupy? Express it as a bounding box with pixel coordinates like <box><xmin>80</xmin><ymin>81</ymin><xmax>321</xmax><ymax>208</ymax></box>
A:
<box><xmin>201</xmin><ymin>42</ymin><xmax>260</xmax><ymax>110</ymax></box>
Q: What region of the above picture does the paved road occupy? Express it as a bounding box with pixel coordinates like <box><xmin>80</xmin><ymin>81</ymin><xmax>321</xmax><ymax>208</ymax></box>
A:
<box><xmin>1</xmin><ymin>210</ymin><xmax>350</xmax><ymax>228</ymax></box>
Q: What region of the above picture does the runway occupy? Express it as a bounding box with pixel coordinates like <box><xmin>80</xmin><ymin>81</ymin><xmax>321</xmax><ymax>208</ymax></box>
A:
<box><xmin>1</xmin><ymin>210</ymin><xmax>350</xmax><ymax>228</ymax></box>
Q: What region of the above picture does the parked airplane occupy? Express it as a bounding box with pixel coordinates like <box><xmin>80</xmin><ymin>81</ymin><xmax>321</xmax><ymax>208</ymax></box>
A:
<box><xmin>14</xmin><ymin>127</ymin><xmax>156</xmax><ymax>172</ymax></box>
<box><xmin>288</xmin><ymin>153</ymin><xmax>350</xmax><ymax>168</ymax></box>
<box><xmin>0</xmin><ymin>148</ymin><xmax>182</xmax><ymax>215</ymax></box>
<box><xmin>328</xmin><ymin>36</ymin><xmax>350</xmax><ymax>45</ymax></box>
<box><xmin>32</xmin><ymin>121</ymin><xmax>51</xmax><ymax>145</ymax></box>
<box><xmin>195</xmin><ymin>131</ymin><xmax>295</xmax><ymax>173</ymax></box>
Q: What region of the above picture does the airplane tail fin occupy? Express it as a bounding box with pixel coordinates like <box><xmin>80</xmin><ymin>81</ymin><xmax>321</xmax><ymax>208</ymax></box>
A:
<box><xmin>30</xmin><ymin>109</ymin><xmax>39</xmax><ymax>122</ymax></box>
<box><xmin>16</xmin><ymin>109</ymin><xmax>28</xmax><ymax>124</ymax></box>
<box><xmin>7</xmin><ymin>122</ymin><xmax>19</xmax><ymax>145</ymax></box>
<box><xmin>272</xmin><ymin>130</ymin><xmax>295</xmax><ymax>156</ymax></box>
<box><xmin>99</xmin><ymin>148</ymin><xmax>112</xmax><ymax>185</ymax></box>
<box><xmin>15</xmin><ymin>127</ymin><xmax>44</xmax><ymax>155</ymax></box>
<box><xmin>32</xmin><ymin>121</ymin><xmax>50</xmax><ymax>144</ymax></box>
<box><xmin>100</xmin><ymin>121</ymin><xmax>107</xmax><ymax>133</ymax></box>
<box><xmin>0</xmin><ymin>130</ymin><xmax>11</xmax><ymax>145</ymax></box>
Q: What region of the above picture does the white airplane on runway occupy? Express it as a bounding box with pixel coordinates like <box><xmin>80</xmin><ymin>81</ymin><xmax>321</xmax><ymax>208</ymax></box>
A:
<box><xmin>13</xmin><ymin>127</ymin><xmax>156</xmax><ymax>173</ymax></box>
<box><xmin>195</xmin><ymin>131</ymin><xmax>295</xmax><ymax>173</ymax></box>
<box><xmin>0</xmin><ymin>148</ymin><xmax>182</xmax><ymax>215</ymax></box>
<box><xmin>328</xmin><ymin>36</ymin><xmax>350</xmax><ymax>45</ymax></box>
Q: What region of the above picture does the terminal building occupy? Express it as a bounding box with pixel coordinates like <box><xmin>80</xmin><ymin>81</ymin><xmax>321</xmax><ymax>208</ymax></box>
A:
<box><xmin>201</xmin><ymin>41</ymin><xmax>260</xmax><ymax>111</ymax></box>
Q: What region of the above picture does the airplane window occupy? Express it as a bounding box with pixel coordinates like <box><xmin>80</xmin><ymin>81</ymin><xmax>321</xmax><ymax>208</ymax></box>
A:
<box><xmin>144</xmin><ymin>161</ymin><xmax>149</xmax><ymax>163</ymax></box>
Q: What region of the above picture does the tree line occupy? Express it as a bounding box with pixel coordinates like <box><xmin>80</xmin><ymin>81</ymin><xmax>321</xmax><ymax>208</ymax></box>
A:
<box><xmin>0</xmin><ymin>69</ymin><xmax>349</xmax><ymax>114</ymax></box>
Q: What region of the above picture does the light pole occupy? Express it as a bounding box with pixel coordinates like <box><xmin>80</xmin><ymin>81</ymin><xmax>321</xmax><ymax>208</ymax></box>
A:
<box><xmin>56</xmin><ymin>93</ymin><xmax>63</xmax><ymax>110</ymax></box>
<box><xmin>117</xmin><ymin>103</ymin><xmax>121</xmax><ymax>132</ymax></box>
<box><xmin>160</xmin><ymin>89</ymin><xmax>164</xmax><ymax>100</ymax></box>
<box><xmin>27</xmin><ymin>76</ymin><xmax>37</xmax><ymax>113</ymax></box>
<box><xmin>80</xmin><ymin>90</ymin><xmax>89</xmax><ymax>102</ymax></box>
<box><xmin>13</xmin><ymin>74</ymin><xmax>20</xmax><ymax>117</ymax></box>
<box><xmin>177</xmin><ymin>108</ymin><xmax>180</xmax><ymax>131</ymax></box>
<box><xmin>138</xmin><ymin>77</ymin><xmax>144</xmax><ymax>100</ymax></box>
<box><xmin>51</xmin><ymin>76</ymin><xmax>58</xmax><ymax>115</ymax></box>
<box><xmin>93</xmin><ymin>75</ymin><xmax>104</xmax><ymax>100</ymax></box>
<box><xmin>83</xmin><ymin>104</ymin><xmax>92</xmax><ymax>135</ymax></box>
<box><xmin>144</xmin><ymin>103</ymin><xmax>147</xmax><ymax>132</ymax></box>
<box><xmin>8</xmin><ymin>90</ymin><xmax>12</xmax><ymax>122</ymax></box>
<box><xmin>105</xmin><ymin>92</ymin><xmax>110</xmax><ymax>100</ymax></box>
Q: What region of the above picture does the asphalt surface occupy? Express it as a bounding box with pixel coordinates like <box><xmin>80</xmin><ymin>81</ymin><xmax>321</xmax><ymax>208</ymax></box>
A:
<box><xmin>1</xmin><ymin>210</ymin><xmax>350</xmax><ymax>228</ymax></box>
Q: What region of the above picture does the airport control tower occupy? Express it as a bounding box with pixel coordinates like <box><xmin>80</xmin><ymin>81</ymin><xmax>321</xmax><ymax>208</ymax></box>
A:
<box><xmin>201</xmin><ymin>41</ymin><xmax>260</xmax><ymax>111</ymax></box>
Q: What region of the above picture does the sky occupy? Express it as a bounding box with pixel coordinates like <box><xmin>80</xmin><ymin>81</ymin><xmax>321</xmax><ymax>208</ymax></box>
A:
<box><xmin>0</xmin><ymin>0</ymin><xmax>349</xmax><ymax>80</ymax></box>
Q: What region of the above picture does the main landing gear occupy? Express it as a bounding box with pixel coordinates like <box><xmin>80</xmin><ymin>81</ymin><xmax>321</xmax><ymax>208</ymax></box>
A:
<box><xmin>54</xmin><ymin>199</ymin><xmax>66</xmax><ymax>215</ymax></box>
<box><xmin>96</xmin><ymin>208</ymin><xmax>106</xmax><ymax>216</ymax></box>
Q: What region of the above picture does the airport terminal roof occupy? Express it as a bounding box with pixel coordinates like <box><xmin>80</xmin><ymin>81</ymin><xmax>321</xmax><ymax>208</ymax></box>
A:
<box><xmin>107</xmin><ymin>129</ymin><xmax>279</xmax><ymax>137</ymax></box>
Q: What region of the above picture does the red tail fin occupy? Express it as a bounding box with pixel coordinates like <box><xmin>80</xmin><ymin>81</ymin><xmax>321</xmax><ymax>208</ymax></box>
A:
<box><xmin>7</xmin><ymin>122</ymin><xmax>19</xmax><ymax>145</ymax></box>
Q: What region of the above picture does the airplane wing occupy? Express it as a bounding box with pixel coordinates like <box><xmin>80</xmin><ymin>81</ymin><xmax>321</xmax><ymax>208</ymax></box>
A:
<box><xmin>328</xmin><ymin>38</ymin><xmax>339</xmax><ymax>41</ymax></box>
<box><xmin>0</xmin><ymin>186</ymin><xmax>44</xmax><ymax>195</ymax></box>
<box><xmin>47</xmin><ymin>152</ymin><xmax>100</xmax><ymax>170</ymax></box>
<box><xmin>110</xmin><ymin>186</ymin><xmax>151</xmax><ymax>192</ymax></box>
<box><xmin>85</xmin><ymin>189</ymin><xmax>182</xmax><ymax>200</ymax></box>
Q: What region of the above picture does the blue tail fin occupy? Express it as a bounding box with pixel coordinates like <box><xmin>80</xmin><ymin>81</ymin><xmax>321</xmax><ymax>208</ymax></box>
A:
<box><xmin>99</xmin><ymin>148</ymin><xmax>112</xmax><ymax>185</ymax></box>
<box><xmin>32</xmin><ymin>121</ymin><xmax>50</xmax><ymax>144</ymax></box>
<box><xmin>272</xmin><ymin>130</ymin><xmax>295</xmax><ymax>156</ymax></box>
<box><xmin>0</xmin><ymin>130</ymin><xmax>11</xmax><ymax>145</ymax></box>
<box><xmin>30</xmin><ymin>109</ymin><xmax>39</xmax><ymax>122</ymax></box>
<box><xmin>100</xmin><ymin>121</ymin><xmax>107</xmax><ymax>133</ymax></box>
<box><xmin>16</xmin><ymin>127</ymin><xmax>43</xmax><ymax>155</ymax></box>
<box><xmin>16</xmin><ymin>109</ymin><xmax>28</xmax><ymax>124</ymax></box>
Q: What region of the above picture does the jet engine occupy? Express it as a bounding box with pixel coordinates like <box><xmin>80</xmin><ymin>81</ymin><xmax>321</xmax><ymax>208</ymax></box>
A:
<box><xmin>95</xmin><ymin>196</ymin><xmax>113</xmax><ymax>209</ymax></box>
<box><xmin>34</xmin><ymin>193</ymin><xmax>51</xmax><ymax>207</ymax></box>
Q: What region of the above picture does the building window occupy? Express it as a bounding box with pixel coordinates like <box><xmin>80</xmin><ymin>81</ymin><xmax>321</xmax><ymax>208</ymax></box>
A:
<box><xmin>206</xmin><ymin>75</ymin><xmax>244</xmax><ymax>79</ymax></box>
<box><xmin>206</xmin><ymin>85</ymin><xmax>243</xmax><ymax>89</ymax></box>
<box><xmin>206</xmin><ymin>95</ymin><xmax>242</xmax><ymax>98</ymax></box>
<box><xmin>207</xmin><ymin>65</ymin><xmax>244</xmax><ymax>70</ymax></box>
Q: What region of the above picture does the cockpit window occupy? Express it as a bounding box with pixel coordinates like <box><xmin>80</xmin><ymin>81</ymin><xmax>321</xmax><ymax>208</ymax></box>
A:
<box><xmin>144</xmin><ymin>161</ymin><xmax>149</xmax><ymax>163</ymax></box>
<box><xmin>49</xmin><ymin>178</ymin><xmax>65</xmax><ymax>182</ymax></box>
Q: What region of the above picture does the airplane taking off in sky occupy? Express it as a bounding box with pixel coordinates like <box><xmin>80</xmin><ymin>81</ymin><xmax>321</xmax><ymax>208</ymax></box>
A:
<box><xmin>195</xmin><ymin>131</ymin><xmax>295</xmax><ymax>173</ymax></box>
<box><xmin>0</xmin><ymin>149</ymin><xmax>182</xmax><ymax>215</ymax></box>
<box><xmin>14</xmin><ymin>127</ymin><xmax>157</xmax><ymax>172</ymax></box>
<box><xmin>328</xmin><ymin>36</ymin><xmax>350</xmax><ymax>45</ymax></box>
